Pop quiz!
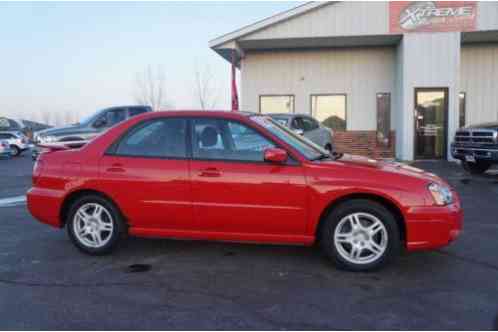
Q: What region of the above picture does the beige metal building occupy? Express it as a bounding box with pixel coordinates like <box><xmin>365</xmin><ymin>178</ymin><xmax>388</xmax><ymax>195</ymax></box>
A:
<box><xmin>210</xmin><ymin>1</ymin><xmax>498</xmax><ymax>161</ymax></box>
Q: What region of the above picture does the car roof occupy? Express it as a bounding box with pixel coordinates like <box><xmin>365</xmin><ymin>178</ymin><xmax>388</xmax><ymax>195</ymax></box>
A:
<box><xmin>267</xmin><ymin>113</ymin><xmax>313</xmax><ymax>118</ymax></box>
<box><xmin>135</xmin><ymin>110</ymin><xmax>258</xmax><ymax>121</ymax></box>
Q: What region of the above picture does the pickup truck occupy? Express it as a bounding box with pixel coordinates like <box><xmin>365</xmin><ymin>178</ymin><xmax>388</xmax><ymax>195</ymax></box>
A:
<box><xmin>451</xmin><ymin>122</ymin><xmax>498</xmax><ymax>174</ymax></box>
<box><xmin>33</xmin><ymin>105</ymin><xmax>152</xmax><ymax>160</ymax></box>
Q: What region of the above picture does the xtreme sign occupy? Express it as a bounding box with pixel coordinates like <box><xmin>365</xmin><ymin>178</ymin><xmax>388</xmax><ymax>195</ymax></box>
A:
<box><xmin>390</xmin><ymin>1</ymin><xmax>477</xmax><ymax>33</ymax></box>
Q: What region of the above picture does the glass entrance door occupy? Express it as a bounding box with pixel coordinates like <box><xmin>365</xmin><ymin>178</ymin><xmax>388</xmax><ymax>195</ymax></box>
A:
<box><xmin>414</xmin><ymin>88</ymin><xmax>448</xmax><ymax>159</ymax></box>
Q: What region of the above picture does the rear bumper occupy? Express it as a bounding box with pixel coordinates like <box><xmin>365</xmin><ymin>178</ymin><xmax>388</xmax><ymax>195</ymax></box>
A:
<box><xmin>27</xmin><ymin>187</ymin><xmax>64</xmax><ymax>228</ymax></box>
<box><xmin>405</xmin><ymin>200</ymin><xmax>463</xmax><ymax>251</ymax></box>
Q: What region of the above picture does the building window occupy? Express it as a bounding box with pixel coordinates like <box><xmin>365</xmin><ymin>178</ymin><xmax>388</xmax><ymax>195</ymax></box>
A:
<box><xmin>376</xmin><ymin>93</ymin><xmax>391</xmax><ymax>146</ymax></box>
<box><xmin>259</xmin><ymin>95</ymin><xmax>294</xmax><ymax>114</ymax></box>
<box><xmin>459</xmin><ymin>92</ymin><xmax>466</xmax><ymax>128</ymax></box>
<box><xmin>310</xmin><ymin>94</ymin><xmax>347</xmax><ymax>131</ymax></box>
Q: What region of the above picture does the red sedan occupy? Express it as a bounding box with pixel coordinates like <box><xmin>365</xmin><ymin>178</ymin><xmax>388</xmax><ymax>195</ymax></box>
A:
<box><xmin>27</xmin><ymin>111</ymin><xmax>463</xmax><ymax>271</ymax></box>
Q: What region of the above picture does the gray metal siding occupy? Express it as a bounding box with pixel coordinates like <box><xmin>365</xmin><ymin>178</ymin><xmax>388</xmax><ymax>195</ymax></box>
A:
<box><xmin>241</xmin><ymin>47</ymin><xmax>396</xmax><ymax>131</ymax></box>
<box><xmin>460</xmin><ymin>45</ymin><xmax>498</xmax><ymax>125</ymax></box>
<box><xmin>242</xmin><ymin>2</ymin><xmax>389</xmax><ymax>41</ymax></box>
<box><xmin>477</xmin><ymin>2</ymin><xmax>498</xmax><ymax>31</ymax></box>
<box><xmin>396</xmin><ymin>32</ymin><xmax>461</xmax><ymax>160</ymax></box>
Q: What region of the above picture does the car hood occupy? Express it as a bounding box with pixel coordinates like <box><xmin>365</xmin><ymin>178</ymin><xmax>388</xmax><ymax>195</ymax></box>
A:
<box><xmin>35</xmin><ymin>124</ymin><xmax>85</xmax><ymax>137</ymax></box>
<box><xmin>324</xmin><ymin>154</ymin><xmax>445</xmax><ymax>184</ymax></box>
<box><xmin>465</xmin><ymin>122</ymin><xmax>498</xmax><ymax>130</ymax></box>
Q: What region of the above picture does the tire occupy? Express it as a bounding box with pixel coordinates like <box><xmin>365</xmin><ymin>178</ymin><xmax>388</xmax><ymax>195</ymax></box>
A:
<box><xmin>66</xmin><ymin>195</ymin><xmax>126</xmax><ymax>255</ymax></box>
<box><xmin>10</xmin><ymin>145</ymin><xmax>20</xmax><ymax>157</ymax></box>
<box><xmin>462</xmin><ymin>161</ymin><xmax>491</xmax><ymax>175</ymax></box>
<box><xmin>325</xmin><ymin>144</ymin><xmax>332</xmax><ymax>152</ymax></box>
<box><xmin>319</xmin><ymin>199</ymin><xmax>401</xmax><ymax>272</ymax></box>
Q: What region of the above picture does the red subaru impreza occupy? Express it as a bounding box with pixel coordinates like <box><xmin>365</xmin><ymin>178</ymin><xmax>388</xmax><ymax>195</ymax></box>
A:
<box><xmin>27</xmin><ymin>111</ymin><xmax>462</xmax><ymax>271</ymax></box>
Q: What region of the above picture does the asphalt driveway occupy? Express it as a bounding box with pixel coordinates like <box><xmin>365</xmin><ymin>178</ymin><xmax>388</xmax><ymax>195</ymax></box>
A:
<box><xmin>0</xmin><ymin>154</ymin><xmax>497</xmax><ymax>330</ymax></box>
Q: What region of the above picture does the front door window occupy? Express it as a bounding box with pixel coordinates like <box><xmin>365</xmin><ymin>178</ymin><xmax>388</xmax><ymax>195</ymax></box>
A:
<box><xmin>415</xmin><ymin>89</ymin><xmax>448</xmax><ymax>159</ymax></box>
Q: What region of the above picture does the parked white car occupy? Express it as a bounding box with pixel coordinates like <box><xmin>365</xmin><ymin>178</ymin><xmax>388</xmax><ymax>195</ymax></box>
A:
<box><xmin>268</xmin><ymin>113</ymin><xmax>335</xmax><ymax>152</ymax></box>
<box><xmin>0</xmin><ymin>140</ymin><xmax>11</xmax><ymax>159</ymax></box>
<box><xmin>0</xmin><ymin>131</ymin><xmax>30</xmax><ymax>157</ymax></box>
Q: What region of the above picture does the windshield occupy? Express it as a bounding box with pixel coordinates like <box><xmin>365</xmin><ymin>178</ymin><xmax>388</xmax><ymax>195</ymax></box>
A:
<box><xmin>250</xmin><ymin>115</ymin><xmax>328</xmax><ymax>160</ymax></box>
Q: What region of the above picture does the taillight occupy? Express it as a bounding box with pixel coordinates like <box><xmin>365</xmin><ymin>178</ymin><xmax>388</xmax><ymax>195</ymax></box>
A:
<box><xmin>32</xmin><ymin>158</ymin><xmax>44</xmax><ymax>186</ymax></box>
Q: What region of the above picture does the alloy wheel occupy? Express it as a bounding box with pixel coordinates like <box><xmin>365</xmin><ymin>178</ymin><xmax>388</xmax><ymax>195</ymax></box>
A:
<box><xmin>73</xmin><ymin>203</ymin><xmax>114</xmax><ymax>248</ymax></box>
<box><xmin>334</xmin><ymin>212</ymin><xmax>388</xmax><ymax>265</ymax></box>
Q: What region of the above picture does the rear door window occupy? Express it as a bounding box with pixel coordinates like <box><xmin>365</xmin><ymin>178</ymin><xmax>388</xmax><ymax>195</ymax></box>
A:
<box><xmin>302</xmin><ymin>117</ymin><xmax>319</xmax><ymax>131</ymax></box>
<box><xmin>129</xmin><ymin>107</ymin><xmax>148</xmax><ymax>117</ymax></box>
<box><xmin>114</xmin><ymin>118</ymin><xmax>187</xmax><ymax>158</ymax></box>
<box><xmin>106</xmin><ymin>109</ymin><xmax>127</xmax><ymax>126</ymax></box>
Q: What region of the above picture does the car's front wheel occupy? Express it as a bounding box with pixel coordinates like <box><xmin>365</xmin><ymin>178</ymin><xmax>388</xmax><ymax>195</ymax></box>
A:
<box><xmin>66</xmin><ymin>195</ymin><xmax>125</xmax><ymax>255</ymax></box>
<box><xmin>320</xmin><ymin>199</ymin><xmax>401</xmax><ymax>271</ymax></box>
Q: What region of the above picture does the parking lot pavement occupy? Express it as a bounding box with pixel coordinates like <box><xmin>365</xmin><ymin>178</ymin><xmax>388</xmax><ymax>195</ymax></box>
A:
<box><xmin>0</xmin><ymin>152</ymin><xmax>33</xmax><ymax>199</ymax></box>
<box><xmin>0</xmin><ymin>156</ymin><xmax>497</xmax><ymax>330</ymax></box>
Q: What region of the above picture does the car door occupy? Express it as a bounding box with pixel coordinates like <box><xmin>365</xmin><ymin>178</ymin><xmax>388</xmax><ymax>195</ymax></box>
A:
<box><xmin>99</xmin><ymin>117</ymin><xmax>193</xmax><ymax>230</ymax></box>
<box><xmin>189</xmin><ymin>117</ymin><xmax>308</xmax><ymax>236</ymax></box>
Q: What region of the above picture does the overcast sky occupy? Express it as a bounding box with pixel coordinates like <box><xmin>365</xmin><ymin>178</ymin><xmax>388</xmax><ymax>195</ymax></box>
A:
<box><xmin>0</xmin><ymin>1</ymin><xmax>298</xmax><ymax>124</ymax></box>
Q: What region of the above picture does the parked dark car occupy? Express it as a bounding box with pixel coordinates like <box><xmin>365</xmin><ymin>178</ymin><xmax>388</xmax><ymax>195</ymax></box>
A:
<box><xmin>451</xmin><ymin>122</ymin><xmax>498</xmax><ymax>174</ymax></box>
<box><xmin>268</xmin><ymin>113</ymin><xmax>334</xmax><ymax>152</ymax></box>
<box><xmin>32</xmin><ymin>105</ymin><xmax>152</xmax><ymax>160</ymax></box>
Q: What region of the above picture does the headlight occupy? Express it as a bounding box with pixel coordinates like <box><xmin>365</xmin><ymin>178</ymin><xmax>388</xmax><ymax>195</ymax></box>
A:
<box><xmin>38</xmin><ymin>135</ymin><xmax>57</xmax><ymax>144</ymax></box>
<box><xmin>428</xmin><ymin>183</ymin><xmax>453</xmax><ymax>206</ymax></box>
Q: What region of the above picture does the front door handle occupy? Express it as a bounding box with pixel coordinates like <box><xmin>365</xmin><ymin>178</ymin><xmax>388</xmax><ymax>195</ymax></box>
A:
<box><xmin>106</xmin><ymin>163</ymin><xmax>125</xmax><ymax>173</ymax></box>
<box><xmin>198</xmin><ymin>167</ymin><xmax>221</xmax><ymax>177</ymax></box>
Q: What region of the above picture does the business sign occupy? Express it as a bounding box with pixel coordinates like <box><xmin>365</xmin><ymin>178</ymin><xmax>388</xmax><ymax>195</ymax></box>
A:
<box><xmin>390</xmin><ymin>1</ymin><xmax>477</xmax><ymax>33</ymax></box>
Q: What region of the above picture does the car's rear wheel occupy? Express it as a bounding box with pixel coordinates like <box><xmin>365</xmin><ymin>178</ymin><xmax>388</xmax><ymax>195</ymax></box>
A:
<box><xmin>462</xmin><ymin>160</ymin><xmax>491</xmax><ymax>175</ymax></box>
<box><xmin>10</xmin><ymin>145</ymin><xmax>20</xmax><ymax>157</ymax></box>
<box><xmin>320</xmin><ymin>199</ymin><xmax>401</xmax><ymax>271</ymax></box>
<box><xmin>66</xmin><ymin>195</ymin><xmax>125</xmax><ymax>255</ymax></box>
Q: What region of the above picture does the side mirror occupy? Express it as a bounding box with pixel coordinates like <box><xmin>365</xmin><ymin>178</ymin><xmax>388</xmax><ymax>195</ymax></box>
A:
<box><xmin>264</xmin><ymin>148</ymin><xmax>288</xmax><ymax>164</ymax></box>
<box><xmin>293</xmin><ymin>129</ymin><xmax>304</xmax><ymax>136</ymax></box>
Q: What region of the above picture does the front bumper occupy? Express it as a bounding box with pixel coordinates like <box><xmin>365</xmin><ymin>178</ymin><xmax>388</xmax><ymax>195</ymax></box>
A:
<box><xmin>405</xmin><ymin>197</ymin><xmax>463</xmax><ymax>251</ymax></box>
<box><xmin>451</xmin><ymin>143</ymin><xmax>498</xmax><ymax>162</ymax></box>
<box><xmin>0</xmin><ymin>151</ymin><xmax>11</xmax><ymax>158</ymax></box>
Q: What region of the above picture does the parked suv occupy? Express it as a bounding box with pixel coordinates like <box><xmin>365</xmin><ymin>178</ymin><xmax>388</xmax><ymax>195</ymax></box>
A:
<box><xmin>451</xmin><ymin>122</ymin><xmax>498</xmax><ymax>174</ymax></box>
<box><xmin>268</xmin><ymin>113</ymin><xmax>334</xmax><ymax>152</ymax></box>
<box><xmin>0</xmin><ymin>131</ymin><xmax>30</xmax><ymax>156</ymax></box>
<box><xmin>33</xmin><ymin>105</ymin><xmax>152</xmax><ymax>160</ymax></box>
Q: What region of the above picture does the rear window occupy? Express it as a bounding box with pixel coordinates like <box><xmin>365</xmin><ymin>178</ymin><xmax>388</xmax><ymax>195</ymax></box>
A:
<box><xmin>129</xmin><ymin>107</ymin><xmax>149</xmax><ymax>117</ymax></box>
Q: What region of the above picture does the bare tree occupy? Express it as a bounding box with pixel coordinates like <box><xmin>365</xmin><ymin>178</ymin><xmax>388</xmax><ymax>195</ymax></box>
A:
<box><xmin>194</xmin><ymin>62</ymin><xmax>220</xmax><ymax>110</ymax></box>
<box><xmin>63</xmin><ymin>110</ymin><xmax>78</xmax><ymax>125</ymax></box>
<box><xmin>40</xmin><ymin>109</ymin><xmax>52</xmax><ymax>126</ymax></box>
<box><xmin>133</xmin><ymin>65</ymin><xmax>169</xmax><ymax>111</ymax></box>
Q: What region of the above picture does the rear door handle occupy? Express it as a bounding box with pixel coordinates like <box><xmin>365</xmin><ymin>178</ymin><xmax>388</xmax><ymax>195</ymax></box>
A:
<box><xmin>106</xmin><ymin>163</ymin><xmax>125</xmax><ymax>173</ymax></box>
<box><xmin>198</xmin><ymin>167</ymin><xmax>221</xmax><ymax>177</ymax></box>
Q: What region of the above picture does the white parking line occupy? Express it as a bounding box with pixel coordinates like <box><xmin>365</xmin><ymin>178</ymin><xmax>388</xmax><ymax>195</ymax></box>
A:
<box><xmin>0</xmin><ymin>195</ymin><xmax>27</xmax><ymax>207</ymax></box>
